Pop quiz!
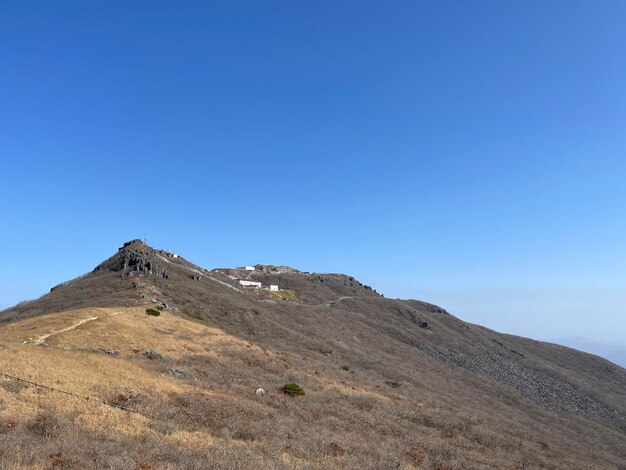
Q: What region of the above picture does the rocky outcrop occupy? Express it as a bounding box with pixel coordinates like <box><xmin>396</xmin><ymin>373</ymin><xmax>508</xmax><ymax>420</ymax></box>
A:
<box><xmin>123</xmin><ymin>251</ymin><xmax>169</xmax><ymax>278</ymax></box>
<box><xmin>253</xmin><ymin>265</ymin><xmax>301</xmax><ymax>274</ymax></box>
<box><xmin>93</xmin><ymin>240</ymin><xmax>169</xmax><ymax>279</ymax></box>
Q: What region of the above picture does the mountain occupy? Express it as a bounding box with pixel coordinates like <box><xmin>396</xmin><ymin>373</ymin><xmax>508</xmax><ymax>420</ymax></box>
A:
<box><xmin>0</xmin><ymin>239</ymin><xmax>624</xmax><ymax>469</ymax></box>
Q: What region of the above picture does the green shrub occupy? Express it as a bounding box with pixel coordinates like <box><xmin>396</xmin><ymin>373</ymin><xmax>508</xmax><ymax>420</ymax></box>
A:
<box><xmin>145</xmin><ymin>308</ymin><xmax>161</xmax><ymax>316</ymax></box>
<box><xmin>282</xmin><ymin>383</ymin><xmax>305</xmax><ymax>396</ymax></box>
<box><xmin>385</xmin><ymin>380</ymin><xmax>401</xmax><ymax>388</ymax></box>
<box><xmin>275</xmin><ymin>290</ymin><xmax>297</xmax><ymax>301</ymax></box>
<box><xmin>156</xmin><ymin>305</ymin><xmax>165</xmax><ymax>311</ymax></box>
<box><xmin>341</xmin><ymin>365</ymin><xmax>350</xmax><ymax>371</ymax></box>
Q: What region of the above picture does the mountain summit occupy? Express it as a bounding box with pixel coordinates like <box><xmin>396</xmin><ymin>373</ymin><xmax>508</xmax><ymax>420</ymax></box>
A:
<box><xmin>0</xmin><ymin>241</ymin><xmax>624</xmax><ymax>469</ymax></box>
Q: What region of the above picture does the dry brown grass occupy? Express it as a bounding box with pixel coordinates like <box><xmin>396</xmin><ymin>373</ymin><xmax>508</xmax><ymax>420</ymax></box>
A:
<box><xmin>0</xmin><ymin>304</ymin><xmax>622</xmax><ymax>469</ymax></box>
<box><xmin>0</xmin><ymin>242</ymin><xmax>623</xmax><ymax>469</ymax></box>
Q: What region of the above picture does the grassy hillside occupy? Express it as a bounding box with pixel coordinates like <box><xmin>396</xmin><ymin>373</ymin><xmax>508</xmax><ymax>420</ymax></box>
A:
<box><xmin>0</xmin><ymin>240</ymin><xmax>624</xmax><ymax>469</ymax></box>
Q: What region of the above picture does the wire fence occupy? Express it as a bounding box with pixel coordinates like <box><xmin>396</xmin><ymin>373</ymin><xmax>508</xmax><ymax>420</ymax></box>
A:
<box><xmin>0</xmin><ymin>371</ymin><xmax>151</xmax><ymax>419</ymax></box>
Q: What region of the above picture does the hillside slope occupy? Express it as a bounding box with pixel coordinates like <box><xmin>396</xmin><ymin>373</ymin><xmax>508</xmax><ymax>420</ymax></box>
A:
<box><xmin>0</xmin><ymin>240</ymin><xmax>624</xmax><ymax>469</ymax></box>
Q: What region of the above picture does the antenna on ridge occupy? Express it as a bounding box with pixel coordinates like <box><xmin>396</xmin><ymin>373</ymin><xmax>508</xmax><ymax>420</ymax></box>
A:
<box><xmin>143</xmin><ymin>233</ymin><xmax>148</xmax><ymax>244</ymax></box>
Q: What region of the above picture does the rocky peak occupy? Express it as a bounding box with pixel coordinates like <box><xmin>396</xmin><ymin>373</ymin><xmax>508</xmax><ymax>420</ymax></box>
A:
<box><xmin>93</xmin><ymin>240</ymin><xmax>169</xmax><ymax>279</ymax></box>
<box><xmin>119</xmin><ymin>239</ymin><xmax>146</xmax><ymax>250</ymax></box>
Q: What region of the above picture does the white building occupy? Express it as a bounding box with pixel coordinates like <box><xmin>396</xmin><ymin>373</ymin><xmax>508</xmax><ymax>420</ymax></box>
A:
<box><xmin>239</xmin><ymin>280</ymin><xmax>262</xmax><ymax>289</ymax></box>
<box><xmin>244</xmin><ymin>266</ymin><xmax>255</xmax><ymax>271</ymax></box>
<box><xmin>268</xmin><ymin>285</ymin><xmax>279</xmax><ymax>291</ymax></box>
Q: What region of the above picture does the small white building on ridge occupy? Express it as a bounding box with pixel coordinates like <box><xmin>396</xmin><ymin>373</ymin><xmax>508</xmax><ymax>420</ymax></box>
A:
<box><xmin>268</xmin><ymin>285</ymin><xmax>279</xmax><ymax>291</ymax></box>
<box><xmin>244</xmin><ymin>266</ymin><xmax>255</xmax><ymax>271</ymax></box>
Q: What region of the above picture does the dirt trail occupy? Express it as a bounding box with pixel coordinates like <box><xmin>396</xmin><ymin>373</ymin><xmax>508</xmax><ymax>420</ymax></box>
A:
<box><xmin>154</xmin><ymin>253</ymin><xmax>244</xmax><ymax>293</ymax></box>
<box><xmin>324</xmin><ymin>296</ymin><xmax>358</xmax><ymax>307</ymax></box>
<box><xmin>30</xmin><ymin>311</ymin><xmax>122</xmax><ymax>345</ymax></box>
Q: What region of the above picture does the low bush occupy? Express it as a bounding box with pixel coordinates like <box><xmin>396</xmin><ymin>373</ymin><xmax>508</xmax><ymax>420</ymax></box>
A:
<box><xmin>1</xmin><ymin>380</ymin><xmax>27</xmax><ymax>394</ymax></box>
<box><xmin>385</xmin><ymin>380</ymin><xmax>401</xmax><ymax>388</ymax></box>
<box><xmin>145</xmin><ymin>308</ymin><xmax>160</xmax><ymax>316</ymax></box>
<box><xmin>275</xmin><ymin>290</ymin><xmax>298</xmax><ymax>301</ymax></box>
<box><xmin>282</xmin><ymin>383</ymin><xmax>305</xmax><ymax>396</ymax></box>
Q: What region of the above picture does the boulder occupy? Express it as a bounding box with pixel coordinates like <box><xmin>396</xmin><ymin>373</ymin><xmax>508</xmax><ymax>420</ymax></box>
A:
<box><xmin>145</xmin><ymin>349</ymin><xmax>163</xmax><ymax>360</ymax></box>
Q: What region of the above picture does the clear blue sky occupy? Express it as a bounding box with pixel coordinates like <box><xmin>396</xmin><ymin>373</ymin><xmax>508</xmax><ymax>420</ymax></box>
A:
<box><xmin>1</xmin><ymin>1</ymin><xmax>625</xmax><ymax>345</ymax></box>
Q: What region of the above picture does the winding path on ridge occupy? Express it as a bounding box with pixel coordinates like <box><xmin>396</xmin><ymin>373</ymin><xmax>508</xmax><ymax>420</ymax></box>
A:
<box><xmin>154</xmin><ymin>253</ymin><xmax>244</xmax><ymax>293</ymax></box>
<box><xmin>29</xmin><ymin>311</ymin><xmax>122</xmax><ymax>345</ymax></box>
<box><xmin>324</xmin><ymin>296</ymin><xmax>358</xmax><ymax>307</ymax></box>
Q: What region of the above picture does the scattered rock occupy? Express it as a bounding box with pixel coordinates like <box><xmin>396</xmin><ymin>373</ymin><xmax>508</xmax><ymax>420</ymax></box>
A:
<box><xmin>414</xmin><ymin>341</ymin><xmax>619</xmax><ymax>418</ymax></box>
<box><xmin>105</xmin><ymin>349</ymin><xmax>119</xmax><ymax>356</ymax></box>
<box><xmin>145</xmin><ymin>349</ymin><xmax>163</xmax><ymax>360</ymax></box>
<box><xmin>255</xmin><ymin>388</ymin><xmax>266</xmax><ymax>396</ymax></box>
<box><xmin>169</xmin><ymin>368</ymin><xmax>196</xmax><ymax>380</ymax></box>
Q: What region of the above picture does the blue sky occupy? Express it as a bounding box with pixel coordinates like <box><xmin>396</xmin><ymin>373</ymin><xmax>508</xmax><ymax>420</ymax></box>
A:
<box><xmin>1</xmin><ymin>1</ymin><xmax>625</xmax><ymax>347</ymax></box>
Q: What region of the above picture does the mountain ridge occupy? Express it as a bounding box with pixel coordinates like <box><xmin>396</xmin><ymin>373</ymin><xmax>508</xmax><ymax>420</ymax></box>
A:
<box><xmin>0</xmin><ymin>240</ymin><xmax>624</xmax><ymax>469</ymax></box>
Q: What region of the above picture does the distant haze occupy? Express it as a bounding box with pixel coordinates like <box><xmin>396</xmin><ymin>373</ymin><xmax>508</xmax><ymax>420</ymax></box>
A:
<box><xmin>545</xmin><ymin>337</ymin><xmax>626</xmax><ymax>369</ymax></box>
